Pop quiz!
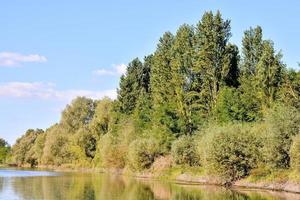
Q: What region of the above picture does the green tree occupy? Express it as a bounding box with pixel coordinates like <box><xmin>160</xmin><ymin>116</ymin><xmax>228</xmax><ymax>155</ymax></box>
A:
<box><xmin>241</xmin><ymin>26</ymin><xmax>263</xmax><ymax>77</ymax></box>
<box><xmin>0</xmin><ymin>138</ymin><xmax>10</xmax><ymax>164</ymax></box>
<box><xmin>278</xmin><ymin>69</ymin><xmax>300</xmax><ymax>109</ymax></box>
<box><xmin>151</xmin><ymin>32</ymin><xmax>180</xmax><ymax>135</ymax></box>
<box><xmin>89</xmin><ymin>97</ymin><xmax>113</xmax><ymax>136</ymax></box>
<box><xmin>256</xmin><ymin>41</ymin><xmax>284</xmax><ymax>107</ymax></box>
<box><xmin>42</xmin><ymin>125</ymin><xmax>74</xmax><ymax>165</ymax></box>
<box><xmin>12</xmin><ymin>129</ymin><xmax>44</xmax><ymax>166</ymax></box>
<box><xmin>171</xmin><ymin>24</ymin><xmax>197</xmax><ymax>134</ymax></box>
<box><xmin>117</xmin><ymin>58</ymin><xmax>147</xmax><ymax>114</ymax></box>
<box><xmin>61</xmin><ymin>97</ymin><xmax>96</xmax><ymax>133</ymax></box>
<box><xmin>222</xmin><ymin>44</ymin><xmax>240</xmax><ymax>87</ymax></box>
<box><xmin>133</xmin><ymin>55</ymin><xmax>153</xmax><ymax>129</ymax></box>
<box><xmin>194</xmin><ymin>11</ymin><xmax>235</xmax><ymax>112</ymax></box>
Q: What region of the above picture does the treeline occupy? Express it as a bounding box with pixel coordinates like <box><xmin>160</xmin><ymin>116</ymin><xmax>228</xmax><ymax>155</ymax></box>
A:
<box><xmin>11</xmin><ymin>11</ymin><xmax>300</xmax><ymax>183</ymax></box>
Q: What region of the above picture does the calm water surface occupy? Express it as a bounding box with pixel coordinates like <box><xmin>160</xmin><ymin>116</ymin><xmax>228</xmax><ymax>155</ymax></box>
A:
<box><xmin>0</xmin><ymin>168</ymin><xmax>299</xmax><ymax>200</ymax></box>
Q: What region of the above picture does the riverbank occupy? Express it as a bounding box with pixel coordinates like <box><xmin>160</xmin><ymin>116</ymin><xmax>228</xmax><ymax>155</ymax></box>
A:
<box><xmin>10</xmin><ymin>164</ymin><xmax>299</xmax><ymax>195</ymax></box>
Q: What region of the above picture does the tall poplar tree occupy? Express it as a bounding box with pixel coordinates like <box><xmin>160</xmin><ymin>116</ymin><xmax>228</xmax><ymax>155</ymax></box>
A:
<box><xmin>194</xmin><ymin>11</ymin><xmax>233</xmax><ymax>112</ymax></box>
<box><xmin>256</xmin><ymin>40</ymin><xmax>284</xmax><ymax>106</ymax></box>
<box><xmin>241</xmin><ymin>26</ymin><xmax>263</xmax><ymax>77</ymax></box>
<box><xmin>170</xmin><ymin>24</ymin><xmax>198</xmax><ymax>134</ymax></box>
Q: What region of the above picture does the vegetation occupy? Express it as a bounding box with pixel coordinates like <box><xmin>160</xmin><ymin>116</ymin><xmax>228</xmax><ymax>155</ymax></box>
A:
<box><xmin>0</xmin><ymin>138</ymin><xmax>10</xmax><ymax>164</ymax></box>
<box><xmin>10</xmin><ymin>11</ymin><xmax>300</xmax><ymax>184</ymax></box>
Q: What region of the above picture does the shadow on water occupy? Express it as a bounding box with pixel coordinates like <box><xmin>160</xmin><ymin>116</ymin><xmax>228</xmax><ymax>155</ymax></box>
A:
<box><xmin>0</xmin><ymin>169</ymin><xmax>300</xmax><ymax>200</ymax></box>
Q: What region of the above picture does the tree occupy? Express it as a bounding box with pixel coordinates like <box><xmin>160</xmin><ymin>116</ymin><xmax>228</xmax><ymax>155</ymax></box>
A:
<box><xmin>194</xmin><ymin>11</ymin><xmax>234</xmax><ymax>112</ymax></box>
<box><xmin>61</xmin><ymin>97</ymin><xmax>96</xmax><ymax>133</ymax></box>
<box><xmin>256</xmin><ymin>41</ymin><xmax>284</xmax><ymax>107</ymax></box>
<box><xmin>89</xmin><ymin>97</ymin><xmax>113</xmax><ymax>136</ymax></box>
<box><xmin>133</xmin><ymin>55</ymin><xmax>153</xmax><ymax>129</ymax></box>
<box><xmin>222</xmin><ymin>44</ymin><xmax>240</xmax><ymax>87</ymax></box>
<box><xmin>171</xmin><ymin>24</ymin><xmax>197</xmax><ymax>134</ymax></box>
<box><xmin>12</xmin><ymin>129</ymin><xmax>44</xmax><ymax>166</ymax></box>
<box><xmin>241</xmin><ymin>26</ymin><xmax>263</xmax><ymax>77</ymax></box>
<box><xmin>151</xmin><ymin>32</ymin><xmax>181</xmax><ymax>135</ymax></box>
<box><xmin>117</xmin><ymin>58</ymin><xmax>151</xmax><ymax>114</ymax></box>
<box><xmin>0</xmin><ymin>138</ymin><xmax>10</xmax><ymax>164</ymax></box>
<box><xmin>278</xmin><ymin>69</ymin><xmax>300</xmax><ymax>109</ymax></box>
<box><xmin>42</xmin><ymin>125</ymin><xmax>74</xmax><ymax>165</ymax></box>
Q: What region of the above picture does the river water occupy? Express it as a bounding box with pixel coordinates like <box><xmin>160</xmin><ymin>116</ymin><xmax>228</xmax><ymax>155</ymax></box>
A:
<box><xmin>0</xmin><ymin>168</ymin><xmax>299</xmax><ymax>200</ymax></box>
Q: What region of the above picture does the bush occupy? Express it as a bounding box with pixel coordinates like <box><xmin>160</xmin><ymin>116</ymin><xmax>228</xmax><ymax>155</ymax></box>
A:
<box><xmin>99</xmin><ymin>119</ymin><xmax>137</xmax><ymax>168</ymax></box>
<box><xmin>200</xmin><ymin>124</ymin><xmax>262</xmax><ymax>183</ymax></box>
<box><xmin>263</xmin><ymin>104</ymin><xmax>300</xmax><ymax>168</ymax></box>
<box><xmin>171</xmin><ymin>135</ymin><xmax>199</xmax><ymax>166</ymax></box>
<box><xmin>290</xmin><ymin>134</ymin><xmax>300</xmax><ymax>172</ymax></box>
<box><xmin>98</xmin><ymin>133</ymin><xmax>127</xmax><ymax>168</ymax></box>
<box><xmin>142</xmin><ymin>125</ymin><xmax>175</xmax><ymax>155</ymax></box>
<box><xmin>128</xmin><ymin>138</ymin><xmax>160</xmax><ymax>171</ymax></box>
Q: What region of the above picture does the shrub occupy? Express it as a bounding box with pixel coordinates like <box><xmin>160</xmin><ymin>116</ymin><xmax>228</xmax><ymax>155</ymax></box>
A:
<box><xmin>99</xmin><ymin>119</ymin><xmax>137</xmax><ymax>168</ymax></box>
<box><xmin>200</xmin><ymin>124</ymin><xmax>262</xmax><ymax>183</ymax></box>
<box><xmin>263</xmin><ymin>104</ymin><xmax>300</xmax><ymax>168</ymax></box>
<box><xmin>98</xmin><ymin>134</ymin><xmax>127</xmax><ymax>168</ymax></box>
<box><xmin>171</xmin><ymin>135</ymin><xmax>199</xmax><ymax>166</ymax></box>
<box><xmin>142</xmin><ymin>126</ymin><xmax>175</xmax><ymax>155</ymax></box>
<box><xmin>290</xmin><ymin>134</ymin><xmax>300</xmax><ymax>172</ymax></box>
<box><xmin>128</xmin><ymin>138</ymin><xmax>160</xmax><ymax>171</ymax></box>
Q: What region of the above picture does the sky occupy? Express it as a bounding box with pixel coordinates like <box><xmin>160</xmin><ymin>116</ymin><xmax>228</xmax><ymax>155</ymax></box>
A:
<box><xmin>1</xmin><ymin>1</ymin><xmax>300</xmax><ymax>145</ymax></box>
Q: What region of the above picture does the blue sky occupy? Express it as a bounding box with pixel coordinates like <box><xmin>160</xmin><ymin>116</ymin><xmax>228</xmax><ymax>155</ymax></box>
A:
<box><xmin>1</xmin><ymin>1</ymin><xmax>300</xmax><ymax>144</ymax></box>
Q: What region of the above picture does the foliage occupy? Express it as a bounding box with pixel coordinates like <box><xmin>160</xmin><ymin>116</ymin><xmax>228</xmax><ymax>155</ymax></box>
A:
<box><xmin>99</xmin><ymin>119</ymin><xmax>137</xmax><ymax>168</ymax></box>
<box><xmin>89</xmin><ymin>97</ymin><xmax>112</xmax><ymax>136</ymax></box>
<box><xmin>290</xmin><ymin>134</ymin><xmax>300</xmax><ymax>172</ymax></box>
<box><xmin>199</xmin><ymin>124</ymin><xmax>263</xmax><ymax>182</ymax></box>
<box><xmin>42</xmin><ymin>125</ymin><xmax>74</xmax><ymax>166</ymax></box>
<box><xmin>9</xmin><ymin>10</ymin><xmax>300</xmax><ymax>184</ymax></box>
<box><xmin>0</xmin><ymin>138</ymin><xmax>10</xmax><ymax>164</ymax></box>
<box><xmin>214</xmin><ymin>86</ymin><xmax>262</xmax><ymax>122</ymax></box>
<box><xmin>61</xmin><ymin>97</ymin><xmax>96</xmax><ymax>133</ymax></box>
<box><xmin>171</xmin><ymin>135</ymin><xmax>199</xmax><ymax>166</ymax></box>
<box><xmin>12</xmin><ymin>129</ymin><xmax>44</xmax><ymax>167</ymax></box>
<box><xmin>128</xmin><ymin>138</ymin><xmax>160</xmax><ymax>171</ymax></box>
<box><xmin>263</xmin><ymin>104</ymin><xmax>300</xmax><ymax>168</ymax></box>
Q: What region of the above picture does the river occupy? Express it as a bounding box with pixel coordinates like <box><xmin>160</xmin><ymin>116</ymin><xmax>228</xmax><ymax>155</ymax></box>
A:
<box><xmin>0</xmin><ymin>168</ymin><xmax>299</xmax><ymax>200</ymax></box>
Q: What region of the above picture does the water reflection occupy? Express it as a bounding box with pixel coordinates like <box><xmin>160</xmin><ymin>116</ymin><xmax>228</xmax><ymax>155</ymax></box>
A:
<box><xmin>0</xmin><ymin>169</ymin><xmax>299</xmax><ymax>200</ymax></box>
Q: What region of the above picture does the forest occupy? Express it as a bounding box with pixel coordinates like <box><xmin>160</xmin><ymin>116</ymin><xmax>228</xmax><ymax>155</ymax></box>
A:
<box><xmin>3</xmin><ymin>11</ymin><xmax>300</xmax><ymax>184</ymax></box>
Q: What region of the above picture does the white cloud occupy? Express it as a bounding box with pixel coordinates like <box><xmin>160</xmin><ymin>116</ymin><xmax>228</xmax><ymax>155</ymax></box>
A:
<box><xmin>0</xmin><ymin>82</ymin><xmax>117</xmax><ymax>101</ymax></box>
<box><xmin>114</xmin><ymin>63</ymin><xmax>127</xmax><ymax>75</ymax></box>
<box><xmin>94</xmin><ymin>63</ymin><xmax>126</xmax><ymax>76</ymax></box>
<box><xmin>0</xmin><ymin>52</ymin><xmax>47</xmax><ymax>67</ymax></box>
<box><xmin>94</xmin><ymin>69</ymin><xmax>116</xmax><ymax>76</ymax></box>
